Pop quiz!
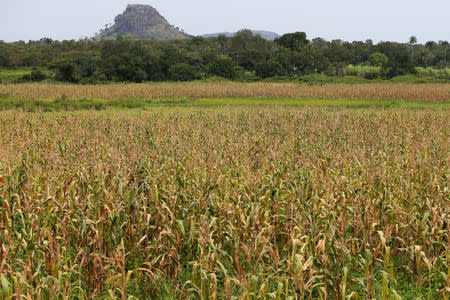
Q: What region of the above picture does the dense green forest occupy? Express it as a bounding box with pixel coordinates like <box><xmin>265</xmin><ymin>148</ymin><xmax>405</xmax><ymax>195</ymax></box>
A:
<box><xmin>0</xmin><ymin>30</ymin><xmax>449</xmax><ymax>83</ymax></box>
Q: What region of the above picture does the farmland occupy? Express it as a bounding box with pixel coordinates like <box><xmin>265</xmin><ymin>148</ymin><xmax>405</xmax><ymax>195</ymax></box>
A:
<box><xmin>2</xmin><ymin>0</ymin><xmax>450</xmax><ymax>297</ymax></box>
<box><xmin>0</xmin><ymin>82</ymin><xmax>449</xmax><ymax>102</ymax></box>
<box><xmin>0</xmin><ymin>82</ymin><xmax>449</xmax><ymax>299</ymax></box>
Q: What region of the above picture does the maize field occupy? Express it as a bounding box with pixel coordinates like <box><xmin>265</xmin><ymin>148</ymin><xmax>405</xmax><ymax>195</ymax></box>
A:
<box><xmin>0</xmin><ymin>106</ymin><xmax>449</xmax><ymax>299</ymax></box>
<box><xmin>0</xmin><ymin>82</ymin><xmax>449</xmax><ymax>102</ymax></box>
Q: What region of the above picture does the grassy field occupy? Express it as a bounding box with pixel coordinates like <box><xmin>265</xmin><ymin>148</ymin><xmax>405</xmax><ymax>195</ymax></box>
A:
<box><xmin>0</xmin><ymin>96</ymin><xmax>449</xmax><ymax>112</ymax></box>
<box><xmin>0</xmin><ymin>68</ymin><xmax>52</xmax><ymax>83</ymax></box>
<box><xmin>0</xmin><ymin>68</ymin><xmax>34</xmax><ymax>82</ymax></box>
<box><xmin>0</xmin><ymin>82</ymin><xmax>449</xmax><ymax>102</ymax></box>
<box><xmin>0</xmin><ymin>104</ymin><xmax>449</xmax><ymax>299</ymax></box>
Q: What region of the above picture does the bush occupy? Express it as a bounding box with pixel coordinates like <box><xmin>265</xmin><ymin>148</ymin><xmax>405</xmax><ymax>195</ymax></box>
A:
<box><xmin>233</xmin><ymin>66</ymin><xmax>259</xmax><ymax>82</ymax></box>
<box><xmin>263</xmin><ymin>76</ymin><xmax>296</xmax><ymax>82</ymax></box>
<box><xmin>298</xmin><ymin>74</ymin><xmax>335</xmax><ymax>84</ymax></box>
<box><xmin>236</xmin><ymin>71</ymin><xmax>260</xmax><ymax>82</ymax></box>
<box><xmin>298</xmin><ymin>74</ymin><xmax>374</xmax><ymax>85</ymax></box>
<box><xmin>415</xmin><ymin>67</ymin><xmax>450</xmax><ymax>79</ymax></box>
<box><xmin>200</xmin><ymin>76</ymin><xmax>232</xmax><ymax>83</ymax></box>
<box><xmin>17</xmin><ymin>74</ymin><xmax>32</xmax><ymax>83</ymax></box>
<box><xmin>389</xmin><ymin>75</ymin><xmax>428</xmax><ymax>83</ymax></box>
<box><xmin>344</xmin><ymin>64</ymin><xmax>381</xmax><ymax>79</ymax></box>
<box><xmin>255</xmin><ymin>60</ymin><xmax>286</xmax><ymax>78</ymax></box>
<box><xmin>389</xmin><ymin>74</ymin><xmax>449</xmax><ymax>83</ymax></box>
<box><xmin>364</xmin><ymin>72</ymin><xmax>379</xmax><ymax>80</ymax></box>
<box><xmin>16</xmin><ymin>70</ymin><xmax>47</xmax><ymax>83</ymax></box>
<box><xmin>50</xmin><ymin>58</ymin><xmax>83</xmax><ymax>83</ymax></box>
<box><xmin>335</xmin><ymin>76</ymin><xmax>371</xmax><ymax>84</ymax></box>
<box><xmin>30</xmin><ymin>70</ymin><xmax>47</xmax><ymax>82</ymax></box>
<box><xmin>206</xmin><ymin>57</ymin><xmax>236</xmax><ymax>79</ymax></box>
<box><xmin>168</xmin><ymin>63</ymin><xmax>199</xmax><ymax>82</ymax></box>
<box><xmin>79</xmin><ymin>72</ymin><xmax>109</xmax><ymax>84</ymax></box>
<box><xmin>135</xmin><ymin>69</ymin><xmax>147</xmax><ymax>83</ymax></box>
<box><xmin>369</xmin><ymin>52</ymin><xmax>388</xmax><ymax>67</ymax></box>
<box><xmin>385</xmin><ymin>51</ymin><xmax>415</xmax><ymax>78</ymax></box>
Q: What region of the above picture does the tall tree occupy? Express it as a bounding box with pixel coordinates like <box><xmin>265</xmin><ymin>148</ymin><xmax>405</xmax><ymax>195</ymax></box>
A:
<box><xmin>409</xmin><ymin>36</ymin><xmax>417</xmax><ymax>61</ymax></box>
<box><xmin>275</xmin><ymin>32</ymin><xmax>309</xmax><ymax>52</ymax></box>
<box><xmin>441</xmin><ymin>40</ymin><xmax>449</xmax><ymax>63</ymax></box>
<box><xmin>216</xmin><ymin>34</ymin><xmax>229</xmax><ymax>54</ymax></box>
<box><xmin>425</xmin><ymin>41</ymin><xmax>437</xmax><ymax>66</ymax></box>
<box><xmin>325</xmin><ymin>40</ymin><xmax>352</xmax><ymax>76</ymax></box>
<box><xmin>190</xmin><ymin>36</ymin><xmax>205</xmax><ymax>47</ymax></box>
<box><xmin>230</xmin><ymin>29</ymin><xmax>269</xmax><ymax>70</ymax></box>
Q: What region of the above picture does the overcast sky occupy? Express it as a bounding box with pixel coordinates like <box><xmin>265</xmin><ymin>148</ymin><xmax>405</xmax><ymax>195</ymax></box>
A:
<box><xmin>2</xmin><ymin>0</ymin><xmax>449</xmax><ymax>43</ymax></box>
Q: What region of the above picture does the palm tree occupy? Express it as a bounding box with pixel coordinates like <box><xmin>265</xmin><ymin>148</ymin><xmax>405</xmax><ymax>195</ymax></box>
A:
<box><xmin>216</xmin><ymin>34</ymin><xmax>229</xmax><ymax>54</ymax></box>
<box><xmin>441</xmin><ymin>40</ymin><xmax>449</xmax><ymax>62</ymax></box>
<box><xmin>409</xmin><ymin>36</ymin><xmax>417</xmax><ymax>61</ymax></box>
<box><xmin>425</xmin><ymin>41</ymin><xmax>437</xmax><ymax>67</ymax></box>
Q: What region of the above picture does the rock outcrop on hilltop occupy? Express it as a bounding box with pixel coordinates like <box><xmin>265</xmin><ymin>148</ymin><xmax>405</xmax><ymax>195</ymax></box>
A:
<box><xmin>94</xmin><ymin>4</ymin><xmax>189</xmax><ymax>40</ymax></box>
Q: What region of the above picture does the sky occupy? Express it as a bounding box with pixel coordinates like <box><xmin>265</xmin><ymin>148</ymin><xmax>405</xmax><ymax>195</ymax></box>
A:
<box><xmin>2</xmin><ymin>0</ymin><xmax>449</xmax><ymax>43</ymax></box>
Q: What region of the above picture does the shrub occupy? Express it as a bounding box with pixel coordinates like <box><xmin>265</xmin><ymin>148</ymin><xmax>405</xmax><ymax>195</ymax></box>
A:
<box><xmin>50</xmin><ymin>58</ymin><xmax>83</xmax><ymax>83</ymax></box>
<box><xmin>168</xmin><ymin>63</ymin><xmax>199</xmax><ymax>82</ymax></box>
<box><xmin>263</xmin><ymin>76</ymin><xmax>295</xmax><ymax>82</ymax></box>
<box><xmin>334</xmin><ymin>76</ymin><xmax>371</xmax><ymax>84</ymax></box>
<box><xmin>389</xmin><ymin>75</ymin><xmax>429</xmax><ymax>83</ymax></box>
<box><xmin>415</xmin><ymin>67</ymin><xmax>450</xmax><ymax>79</ymax></box>
<box><xmin>255</xmin><ymin>60</ymin><xmax>286</xmax><ymax>78</ymax></box>
<box><xmin>206</xmin><ymin>57</ymin><xmax>236</xmax><ymax>79</ymax></box>
<box><xmin>369</xmin><ymin>52</ymin><xmax>388</xmax><ymax>67</ymax></box>
<box><xmin>344</xmin><ymin>64</ymin><xmax>381</xmax><ymax>79</ymax></box>
<box><xmin>200</xmin><ymin>76</ymin><xmax>231</xmax><ymax>83</ymax></box>
<box><xmin>30</xmin><ymin>70</ymin><xmax>47</xmax><ymax>82</ymax></box>
<box><xmin>234</xmin><ymin>66</ymin><xmax>259</xmax><ymax>82</ymax></box>
<box><xmin>79</xmin><ymin>72</ymin><xmax>109</xmax><ymax>85</ymax></box>
<box><xmin>297</xmin><ymin>74</ymin><xmax>335</xmax><ymax>84</ymax></box>
<box><xmin>238</xmin><ymin>72</ymin><xmax>259</xmax><ymax>82</ymax></box>
<box><xmin>135</xmin><ymin>69</ymin><xmax>147</xmax><ymax>83</ymax></box>
<box><xmin>17</xmin><ymin>74</ymin><xmax>32</xmax><ymax>83</ymax></box>
<box><xmin>16</xmin><ymin>71</ymin><xmax>47</xmax><ymax>83</ymax></box>
<box><xmin>364</xmin><ymin>72</ymin><xmax>379</xmax><ymax>80</ymax></box>
<box><xmin>385</xmin><ymin>51</ymin><xmax>415</xmax><ymax>78</ymax></box>
<box><xmin>389</xmin><ymin>74</ymin><xmax>449</xmax><ymax>83</ymax></box>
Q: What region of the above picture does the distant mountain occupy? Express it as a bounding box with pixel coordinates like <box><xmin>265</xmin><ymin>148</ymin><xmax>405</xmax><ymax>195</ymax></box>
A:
<box><xmin>94</xmin><ymin>4</ymin><xmax>189</xmax><ymax>40</ymax></box>
<box><xmin>202</xmin><ymin>30</ymin><xmax>281</xmax><ymax>40</ymax></box>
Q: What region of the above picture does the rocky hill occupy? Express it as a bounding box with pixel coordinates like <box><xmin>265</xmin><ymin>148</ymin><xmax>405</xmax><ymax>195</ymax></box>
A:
<box><xmin>94</xmin><ymin>4</ymin><xmax>189</xmax><ymax>40</ymax></box>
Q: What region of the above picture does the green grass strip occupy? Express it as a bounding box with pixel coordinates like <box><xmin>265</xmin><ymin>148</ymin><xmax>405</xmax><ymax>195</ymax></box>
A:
<box><xmin>0</xmin><ymin>97</ymin><xmax>448</xmax><ymax>111</ymax></box>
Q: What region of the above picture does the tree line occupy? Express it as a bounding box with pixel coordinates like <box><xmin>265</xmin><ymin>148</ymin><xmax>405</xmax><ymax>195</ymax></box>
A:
<box><xmin>0</xmin><ymin>31</ymin><xmax>448</xmax><ymax>83</ymax></box>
